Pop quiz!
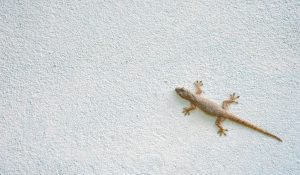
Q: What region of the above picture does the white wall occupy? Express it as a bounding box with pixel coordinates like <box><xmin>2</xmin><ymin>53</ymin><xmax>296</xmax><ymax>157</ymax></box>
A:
<box><xmin>1</xmin><ymin>0</ymin><xmax>299</xmax><ymax>174</ymax></box>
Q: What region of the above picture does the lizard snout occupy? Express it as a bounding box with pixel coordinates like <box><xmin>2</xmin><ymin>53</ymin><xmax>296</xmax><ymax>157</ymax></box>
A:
<box><xmin>175</xmin><ymin>87</ymin><xmax>184</xmax><ymax>94</ymax></box>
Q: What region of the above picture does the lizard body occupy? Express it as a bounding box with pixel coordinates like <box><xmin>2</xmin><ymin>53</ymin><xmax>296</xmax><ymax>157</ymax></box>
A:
<box><xmin>175</xmin><ymin>81</ymin><xmax>282</xmax><ymax>142</ymax></box>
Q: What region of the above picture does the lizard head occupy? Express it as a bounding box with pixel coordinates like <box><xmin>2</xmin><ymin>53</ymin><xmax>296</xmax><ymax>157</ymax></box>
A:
<box><xmin>175</xmin><ymin>87</ymin><xmax>192</xmax><ymax>100</ymax></box>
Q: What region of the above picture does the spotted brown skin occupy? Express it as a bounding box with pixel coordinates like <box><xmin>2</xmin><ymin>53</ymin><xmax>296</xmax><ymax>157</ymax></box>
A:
<box><xmin>175</xmin><ymin>81</ymin><xmax>282</xmax><ymax>142</ymax></box>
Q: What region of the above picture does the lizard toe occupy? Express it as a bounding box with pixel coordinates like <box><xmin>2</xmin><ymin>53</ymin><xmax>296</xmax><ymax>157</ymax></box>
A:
<box><xmin>217</xmin><ymin>128</ymin><xmax>228</xmax><ymax>136</ymax></box>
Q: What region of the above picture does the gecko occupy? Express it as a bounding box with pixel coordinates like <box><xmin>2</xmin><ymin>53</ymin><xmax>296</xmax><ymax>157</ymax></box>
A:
<box><xmin>175</xmin><ymin>81</ymin><xmax>282</xmax><ymax>142</ymax></box>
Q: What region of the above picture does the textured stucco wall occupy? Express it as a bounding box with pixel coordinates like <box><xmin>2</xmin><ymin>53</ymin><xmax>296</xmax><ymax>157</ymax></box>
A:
<box><xmin>1</xmin><ymin>0</ymin><xmax>299</xmax><ymax>174</ymax></box>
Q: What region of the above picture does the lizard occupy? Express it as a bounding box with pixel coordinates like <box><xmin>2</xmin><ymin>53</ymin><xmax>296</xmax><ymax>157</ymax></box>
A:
<box><xmin>175</xmin><ymin>80</ymin><xmax>282</xmax><ymax>142</ymax></box>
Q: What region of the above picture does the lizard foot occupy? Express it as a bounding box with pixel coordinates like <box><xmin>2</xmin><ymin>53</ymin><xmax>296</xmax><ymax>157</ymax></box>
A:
<box><xmin>194</xmin><ymin>80</ymin><xmax>203</xmax><ymax>87</ymax></box>
<box><xmin>229</xmin><ymin>93</ymin><xmax>239</xmax><ymax>104</ymax></box>
<box><xmin>182</xmin><ymin>108</ymin><xmax>192</xmax><ymax>116</ymax></box>
<box><xmin>217</xmin><ymin>128</ymin><xmax>228</xmax><ymax>136</ymax></box>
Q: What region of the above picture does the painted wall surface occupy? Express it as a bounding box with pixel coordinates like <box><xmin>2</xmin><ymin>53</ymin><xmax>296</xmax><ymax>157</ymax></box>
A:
<box><xmin>1</xmin><ymin>1</ymin><xmax>299</xmax><ymax>174</ymax></box>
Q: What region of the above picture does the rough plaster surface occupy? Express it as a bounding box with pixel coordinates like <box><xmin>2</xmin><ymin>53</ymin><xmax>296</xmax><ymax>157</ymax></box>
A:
<box><xmin>1</xmin><ymin>0</ymin><xmax>299</xmax><ymax>174</ymax></box>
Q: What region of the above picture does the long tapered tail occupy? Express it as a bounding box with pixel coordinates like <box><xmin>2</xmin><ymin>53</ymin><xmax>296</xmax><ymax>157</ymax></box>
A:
<box><xmin>224</xmin><ymin>113</ymin><xmax>282</xmax><ymax>142</ymax></box>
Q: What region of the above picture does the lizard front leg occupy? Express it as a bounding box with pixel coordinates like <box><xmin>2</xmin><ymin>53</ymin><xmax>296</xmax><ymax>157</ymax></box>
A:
<box><xmin>182</xmin><ymin>80</ymin><xmax>203</xmax><ymax>116</ymax></box>
<box><xmin>194</xmin><ymin>80</ymin><xmax>203</xmax><ymax>95</ymax></box>
<box><xmin>182</xmin><ymin>103</ymin><xmax>196</xmax><ymax>116</ymax></box>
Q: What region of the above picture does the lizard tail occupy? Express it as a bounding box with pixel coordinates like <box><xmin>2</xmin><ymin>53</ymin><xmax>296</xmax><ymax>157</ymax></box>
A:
<box><xmin>224</xmin><ymin>113</ymin><xmax>282</xmax><ymax>142</ymax></box>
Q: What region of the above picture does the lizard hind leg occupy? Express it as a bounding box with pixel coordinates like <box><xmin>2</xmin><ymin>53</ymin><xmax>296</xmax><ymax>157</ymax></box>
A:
<box><xmin>194</xmin><ymin>80</ymin><xmax>203</xmax><ymax>95</ymax></box>
<box><xmin>229</xmin><ymin>93</ymin><xmax>240</xmax><ymax>103</ymax></box>
<box><xmin>215</xmin><ymin>117</ymin><xmax>228</xmax><ymax>136</ymax></box>
<box><xmin>222</xmin><ymin>93</ymin><xmax>239</xmax><ymax>110</ymax></box>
